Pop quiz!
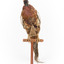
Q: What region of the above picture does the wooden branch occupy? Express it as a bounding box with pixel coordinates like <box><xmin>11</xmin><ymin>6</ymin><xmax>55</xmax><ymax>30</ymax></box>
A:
<box><xmin>23</xmin><ymin>39</ymin><xmax>44</xmax><ymax>42</ymax></box>
<box><xmin>23</xmin><ymin>38</ymin><xmax>44</xmax><ymax>64</ymax></box>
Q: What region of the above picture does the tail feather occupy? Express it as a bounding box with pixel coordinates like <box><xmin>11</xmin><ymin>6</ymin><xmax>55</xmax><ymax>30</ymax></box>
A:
<box><xmin>33</xmin><ymin>42</ymin><xmax>39</xmax><ymax>62</ymax></box>
<box><xmin>33</xmin><ymin>42</ymin><xmax>43</xmax><ymax>63</ymax></box>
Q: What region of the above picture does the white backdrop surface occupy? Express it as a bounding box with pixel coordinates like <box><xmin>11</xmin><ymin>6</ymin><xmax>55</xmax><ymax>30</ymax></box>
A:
<box><xmin>0</xmin><ymin>0</ymin><xmax>64</xmax><ymax>64</ymax></box>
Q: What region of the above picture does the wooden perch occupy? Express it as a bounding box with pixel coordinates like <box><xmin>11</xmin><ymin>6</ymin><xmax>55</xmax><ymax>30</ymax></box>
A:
<box><xmin>23</xmin><ymin>39</ymin><xmax>44</xmax><ymax>42</ymax></box>
<box><xmin>23</xmin><ymin>39</ymin><xmax>44</xmax><ymax>64</ymax></box>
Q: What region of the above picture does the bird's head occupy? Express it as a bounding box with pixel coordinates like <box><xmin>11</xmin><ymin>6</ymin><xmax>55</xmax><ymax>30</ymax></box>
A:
<box><xmin>23</xmin><ymin>0</ymin><xmax>29</xmax><ymax>6</ymax></box>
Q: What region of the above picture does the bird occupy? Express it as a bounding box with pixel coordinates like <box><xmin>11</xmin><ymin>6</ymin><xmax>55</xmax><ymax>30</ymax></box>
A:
<box><xmin>20</xmin><ymin>0</ymin><xmax>41</xmax><ymax>62</ymax></box>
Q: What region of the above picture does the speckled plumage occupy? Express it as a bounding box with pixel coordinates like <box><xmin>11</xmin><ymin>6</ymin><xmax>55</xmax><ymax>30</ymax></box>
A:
<box><xmin>21</xmin><ymin>0</ymin><xmax>41</xmax><ymax>62</ymax></box>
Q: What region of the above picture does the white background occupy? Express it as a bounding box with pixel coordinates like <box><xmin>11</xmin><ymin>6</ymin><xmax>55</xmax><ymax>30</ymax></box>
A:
<box><xmin>0</xmin><ymin>0</ymin><xmax>64</xmax><ymax>64</ymax></box>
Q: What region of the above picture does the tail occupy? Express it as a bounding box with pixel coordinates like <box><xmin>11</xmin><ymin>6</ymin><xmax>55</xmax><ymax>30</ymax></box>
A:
<box><xmin>33</xmin><ymin>42</ymin><xmax>39</xmax><ymax>62</ymax></box>
<box><xmin>33</xmin><ymin>42</ymin><xmax>43</xmax><ymax>63</ymax></box>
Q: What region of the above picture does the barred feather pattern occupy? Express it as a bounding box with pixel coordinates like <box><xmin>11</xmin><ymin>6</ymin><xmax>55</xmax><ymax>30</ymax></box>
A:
<box><xmin>21</xmin><ymin>4</ymin><xmax>41</xmax><ymax>62</ymax></box>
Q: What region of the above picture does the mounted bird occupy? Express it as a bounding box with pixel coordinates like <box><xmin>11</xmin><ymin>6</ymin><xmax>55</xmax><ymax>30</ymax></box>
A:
<box><xmin>20</xmin><ymin>0</ymin><xmax>41</xmax><ymax>62</ymax></box>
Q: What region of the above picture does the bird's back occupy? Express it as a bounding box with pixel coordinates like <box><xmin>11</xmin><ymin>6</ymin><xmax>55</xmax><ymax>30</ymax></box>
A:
<box><xmin>21</xmin><ymin>4</ymin><xmax>38</xmax><ymax>25</ymax></box>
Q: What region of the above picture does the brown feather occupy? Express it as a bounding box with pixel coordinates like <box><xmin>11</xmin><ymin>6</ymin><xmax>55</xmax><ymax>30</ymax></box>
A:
<box><xmin>21</xmin><ymin>4</ymin><xmax>41</xmax><ymax>62</ymax></box>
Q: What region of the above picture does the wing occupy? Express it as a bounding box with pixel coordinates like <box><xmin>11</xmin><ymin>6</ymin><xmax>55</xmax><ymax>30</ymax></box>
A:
<box><xmin>20</xmin><ymin>15</ymin><xmax>31</xmax><ymax>34</ymax></box>
<box><xmin>32</xmin><ymin>12</ymin><xmax>41</xmax><ymax>34</ymax></box>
